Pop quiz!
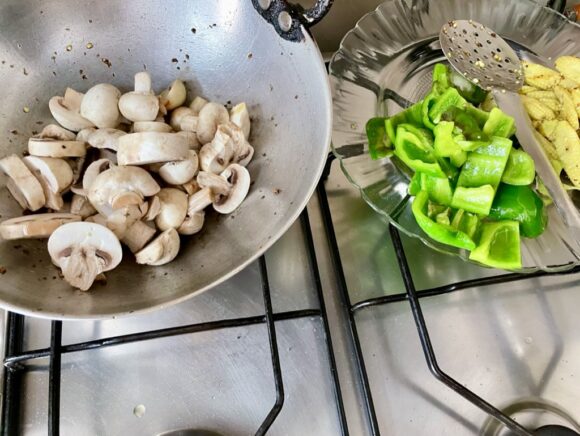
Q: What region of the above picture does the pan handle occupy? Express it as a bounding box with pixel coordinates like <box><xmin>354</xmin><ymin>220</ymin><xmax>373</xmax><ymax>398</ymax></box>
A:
<box><xmin>251</xmin><ymin>0</ymin><xmax>334</xmax><ymax>42</ymax></box>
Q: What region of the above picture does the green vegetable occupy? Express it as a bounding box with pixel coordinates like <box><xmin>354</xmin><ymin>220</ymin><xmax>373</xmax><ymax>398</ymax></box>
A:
<box><xmin>448</xmin><ymin>69</ymin><xmax>488</xmax><ymax>104</ymax></box>
<box><xmin>501</xmin><ymin>149</ymin><xmax>536</xmax><ymax>185</ymax></box>
<box><xmin>457</xmin><ymin>137</ymin><xmax>512</xmax><ymax>189</ymax></box>
<box><xmin>450</xmin><ymin>209</ymin><xmax>480</xmax><ymax>239</ymax></box>
<box><xmin>464</xmin><ymin>105</ymin><xmax>490</xmax><ymax>129</ymax></box>
<box><xmin>366</xmin><ymin>117</ymin><xmax>392</xmax><ymax>159</ymax></box>
<box><xmin>483</xmin><ymin>107</ymin><xmax>516</xmax><ymax>138</ymax></box>
<box><xmin>490</xmin><ymin>184</ymin><xmax>547</xmax><ymax>238</ymax></box>
<box><xmin>451</xmin><ymin>185</ymin><xmax>496</xmax><ymax>215</ymax></box>
<box><xmin>394</xmin><ymin>124</ymin><xmax>445</xmax><ymax>177</ymax></box>
<box><xmin>469</xmin><ymin>220</ymin><xmax>522</xmax><ymax>269</ymax></box>
<box><xmin>385</xmin><ymin>101</ymin><xmax>424</xmax><ymax>144</ymax></box>
<box><xmin>422</xmin><ymin>92</ymin><xmax>439</xmax><ymax>130</ymax></box>
<box><xmin>420</xmin><ymin>173</ymin><xmax>453</xmax><ymax>206</ymax></box>
<box><xmin>433</xmin><ymin>64</ymin><xmax>451</xmax><ymax>94</ymax></box>
<box><xmin>412</xmin><ymin>190</ymin><xmax>476</xmax><ymax>250</ymax></box>
<box><xmin>443</xmin><ymin>107</ymin><xmax>489</xmax><ymax>143</ymax></box>
<box><xmin>428</xmin><ymin>88</ymin><xmax>467</xmax><ymax>124</ymax></box>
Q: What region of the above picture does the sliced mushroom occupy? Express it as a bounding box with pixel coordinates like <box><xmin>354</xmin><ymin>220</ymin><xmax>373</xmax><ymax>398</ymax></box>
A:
<box><xmin>135</xmin><ymin>228</ymin><xmax>180</xmax><ymax>266</ymax></box>
<box><xmin>48</xmin><ymin>222</ymin><xmax>123</xmax><ymax>290</ymax></box>
<box><xmin>76</xmin><ymin>127</ymin><xmax>97</xmax><ymax>143</ymax></box>
<box><xmin>213</xmin><ymin>164</ymin><xmax>251</xmax><ymax>214</ymax></box>
<box><xmin>22</xmin><ymin>156</ymin><xmax>73</xmax><ymax>193</ymax></box>
<box><xmin>88</xmin><ymin>166</ymin><xmax>160</xmax><ymax>216</ymax></box>
<box><xmin>176</xmin><ymin>130</ymin><xmax>200</xmax><ymax>151</ymax></box>
<box><xmin>118</xmin><ymin>72</ymin><xmax>159</xmax><ymax>122</ymax></box>
<box><xmin>0</xmin><ymin>154</ymin><xmax>45</xmax><ymax>211</ymax></box>
<box><xmin>82</xmin><ymin>158</ymin><xmax>114</xmax><ymax>192</ymax></box>
<box><xmin>216</xmin><ymin>122</ymin><xmax>254</xmax><ymax>166</ymax></box>
<box><xmin>196</xmin><ymin>102</ymin><xmax>229</xmax><ymax>144</ymax></box>
<box><xmin>180</xmin><ymin>114</ymin><xmax>198</xmax><ymax>132</ymax></box>
<box><xmin>155</xmin><ymin>188</ymin><xmax>188</xmax><ymax>231</ymax></box>
<box><xmin>158</xmin><ymin>151</ymin><xmax>199</xmax><ymax>185</ymax></box>
<box><xmin>80</xmin><ymin>83</ymin><xmax>122</xmax><ymax>128</ymax></box>
<box><xmin>178</xmin><ymin>211</ymin><xmax>204</xmax><ymax>235</ymax></box>
<box><xmin>0</xmin><ymin>213</ymin><xmax>81</xmax><ymax>240</ymax></box>
<box><xmin>38</xmin><ymin>124</ymin><xmax>76</xmax><ymax>141</ymax></box>
<box><xmin>85</xmin><ymin>213</ymin><xmax>108</xmax><ymax>226</ymax></box>
<box><xmin>106</xmin><ymin>204</ymin><xmax>146</xmax><ymax>238</ymax></box>
<box><xmin>64</xmin><ymin>87</ymin><xmax>84</xmax><ymax>112</ymax></box>
<box><xmin>180</xmin><ymin>179</ymin><xmax>199</xmax><ymax>196</ymax></box>
<box><xmin>187</xmin><ymin>187</ymin><xmax>214</xmax><ymax>213</ymax></box>
<box><xmin>189</xmin><ymin>96</ymin><xmax>208</xmax><ymax>115</ymax></box>
<box><xmin>87</xmin><ymin>128</ymin><xmax>126</xmax><ymax>151</ymax></box>
<box><xmin>230</xmin><ymin>102</ymin><xmax>251</xmax><ymax>140</ymax></box>
<box><xmin>169</xmin><ymin>106</ymin><xmax>195</xmax><ymax>131</ymax></box>
<box><xmin>121</xmin><ymin>220</ymin><xmax>156</xmax><ymax>253</ymax></box>
<box><xmin>133</xmin><ymin>121</ymin><xmax>173</xmax><ymax>133</ymax></box>
<box><xmin>144</xmin><ymin>195</ymin><xmax>161</xmax><ymax>221</ymax></box>
<box><xmin>199</xmin><ymin>128</ymin><xmax>234</xmax><ymax>174</ymax></box>
<box><xmin>117</xmin><ymin>132</ymin><xmax>189</xmax><ymax>165</ymax></box>
<box><xmin>160</xmin><ymin>79</ymin><xmax>187</xmax><ymax>110</ymax></box>
<box><xmin>28</xmin><ymin>138</ymin><xmax>86</xmax><ymax>158</ymax></box>
<box><xmin>49</xmin><ymin>95</ymin><xmax>94</xmax><ymax>132</ymax></box>
<box><xmin>70</xmin><ymin>194</ymin><xmax>97</xmax><ymax>218</ymax></box>
<box><xmin>69</xmin><ymin>156</ymin><xmax>86</xmax><ymax>185</ymax></box>
<box><xmin>196</xmin><ymin>171</ymin><xmax>231</xmax><ymax>195</ymax></box>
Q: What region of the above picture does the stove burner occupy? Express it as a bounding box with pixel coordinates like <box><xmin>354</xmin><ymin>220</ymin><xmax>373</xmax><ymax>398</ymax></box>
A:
<box><xmin>535</xmin><ymin>425</ymin><xmax>580</xmax><ymax>436</ymax></box>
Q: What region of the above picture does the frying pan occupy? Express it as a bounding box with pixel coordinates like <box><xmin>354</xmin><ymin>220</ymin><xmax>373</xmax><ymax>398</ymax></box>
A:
<box><xmin>0</xmin><ymin>0</ymin><xmax>333</xmax><ymax>319</ymax></box>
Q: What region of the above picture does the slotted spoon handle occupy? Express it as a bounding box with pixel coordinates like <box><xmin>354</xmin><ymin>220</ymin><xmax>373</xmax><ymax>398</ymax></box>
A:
<box><xmin>493</xmin><ymin>89</ymin><xmax>580</xmax><ymax>229</ymax></box>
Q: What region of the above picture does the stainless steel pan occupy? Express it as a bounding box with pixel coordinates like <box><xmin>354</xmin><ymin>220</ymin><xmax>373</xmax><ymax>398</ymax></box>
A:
<box><xmin>0</xmin><ymin>0</ymin><xmax>332</xmax><ymax>319</ymax></box>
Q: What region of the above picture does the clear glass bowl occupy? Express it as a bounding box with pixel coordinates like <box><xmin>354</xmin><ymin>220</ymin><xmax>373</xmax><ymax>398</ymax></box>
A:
<box><xmin>329</xmin><ymin>0</ymin><xmax>580</xmax><ymax>272</ymax></box>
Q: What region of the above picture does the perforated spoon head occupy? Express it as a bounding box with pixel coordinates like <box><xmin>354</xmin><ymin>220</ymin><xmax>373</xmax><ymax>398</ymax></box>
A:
<box><xmin>439</xmin><ymin>20</ymin><xmax>524</xmax><ymax>92</ymax></box>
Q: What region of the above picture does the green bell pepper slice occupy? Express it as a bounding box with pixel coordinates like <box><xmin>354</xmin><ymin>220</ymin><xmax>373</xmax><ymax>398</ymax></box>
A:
<box><xmin>501</xmin><ymin>149</ymin><xmax>536</xmax><ymax>186</ymax></box>
<box><xmin>448</xmin><ymin>69</ymin><xmax>488</xmax><ymax>104</ymax></box>
<box><xmin>428</xmin><ymin>88</ymin><xmax>468</xmax><ymax>125</ymax></box>
<box><xmin>450</xmin><ymin>209</ymin><xmax>480</xmax><ymax>239</ymax></box>
<box><xmin>433</xmin><ymin>64</ymin><xmax>451</xmax><ymax>94</ymax></box>
<box><xmin>385</xmin><ymin>101</ymin><xmax>424</xmax><ymax>143</ymax></box>
<box><xmin>433</xmin><ymin>121</ymin><xmax>467</xmax><ymax>167</ymax></box>
<box><xmin>442</xmin><ymin>107</ymin><xmax>489</xmax><ymax>142</ymax></box>
<box><xmin>457</xmin><ymin>136</ymin><xmax>512</xmax><ymax>189</ymax></box>
<box><xmin>451</xmin><ymin>185</ymin><xmax>496</xmax><ymax>215</ymax></box>
<box><xmin>412</xmin><ymin>190</ymin><xmax>476</xmax><ymax>250</ymax></box>
<box><xmin>420</xmin><ymin>173</ymin><xmax>453</xmax><ymax>206</ymax></box>
<box><xmin>489</xmin><ymin>184</ymin><xmax>547</xmax><ymax>238</ymax></box>
<box><xmin>469</xmin><ymin>220</ymin><xmax>522</xmax><ymax>269</ymax></box>
<box><xmin>366</xmin><ymin>117</ymin><xmax>392</xmax><ymax>160</ymax></box>
<box><xmin>483</xmin><ymin>107</ymin><xmax>516</xmax><ymax>138</ymax></box>
<box><xmin>394</xmin><ymin>125</ymin><xmax>445</xmax><ymax>177</ymax></box>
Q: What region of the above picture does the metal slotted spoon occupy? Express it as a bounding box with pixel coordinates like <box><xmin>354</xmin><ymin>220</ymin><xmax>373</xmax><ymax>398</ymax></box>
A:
<box><xmin>439</xmin><ymin>20</ymin><xmax>580</xmax><ymax>231</ymax></box>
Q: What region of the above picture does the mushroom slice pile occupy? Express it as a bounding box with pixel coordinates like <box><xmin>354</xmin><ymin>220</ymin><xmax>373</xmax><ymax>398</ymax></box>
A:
<box><xmin>135</xmin><ymin>228</ymin><xmax>180</xmax><ymax>266</ymax></box>
<box><xmin>0</xmin><ymin>71</ymin><xmax>255</xmax><ymax>291</ymax></box>
<box><xmin>0</xmin><ymin>213</ymin><xmax>81</xmax><ymax>239</ymax></box>
<box><xmin>117</xmin><ymin>132</ymin><xmax>189</xmax><ymax>165</ymax></box>
<box><xmin>48</xmin><ymin>222</ymin><xmax>123</xmax><ymax>291</ymax></box>
<box><xmin>0</xmin><ymin>154</ymin><xmax>45</xmax><ymax>211</ymax></box>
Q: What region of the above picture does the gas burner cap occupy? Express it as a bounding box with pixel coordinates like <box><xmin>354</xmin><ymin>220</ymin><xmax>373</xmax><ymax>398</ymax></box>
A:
<box><xmin>535</xmin><ymin>425</ymin><xmax>580</xmax><ymax>436</ymax></box>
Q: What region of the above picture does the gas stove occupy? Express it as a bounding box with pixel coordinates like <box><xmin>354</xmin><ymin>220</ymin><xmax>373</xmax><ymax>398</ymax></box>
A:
<box><xmin>3</xmin><ymin>2</ymin><xmax>580</xmax><ymax>435</ymax></box>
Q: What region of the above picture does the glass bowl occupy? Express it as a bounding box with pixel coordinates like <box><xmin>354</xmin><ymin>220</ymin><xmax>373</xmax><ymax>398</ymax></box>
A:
<box><xmin>329</xmin><ymin>0</ymin><xmax>580</xmax><ymax>272</ymax></box>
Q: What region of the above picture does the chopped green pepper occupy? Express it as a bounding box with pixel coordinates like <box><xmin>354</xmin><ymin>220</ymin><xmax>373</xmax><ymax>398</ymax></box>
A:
<box><xmin>450</xmin><ymin>209</ymin><xmax>480</xmax><ymax>239</ymax></box>
<box><xmin>433</xmin><ymin>64</ymin><xmax>451</xmax><ymax>94</ymax></box>
<box><xmin>366</xmin><ymin>117</ymin><xmax>391</xmax><ymax>159</ymax></box>
<box><xmin>428</xmin><ymin>88</ymin><xmax>467</xmax><ymax>124</ymax></box>
<box><xmin>385</xmin><ymin>101</ymin><xmax>424</xmax><ymax>143</ymax></box>
<box><xmin>469</xmin><ymin>220</ymin><xmax>522</xmax><ymax>269</ymax></box>
<box><xmin>457</xmin><ymin>137</ymin><xmax>512</xmax><ymax>189</ymax></box>
<box><xmin>448</xmin><ymin>69</ymin><xmax>488</xmax><ymax>104</ymax></box>
<box><xmin>451</xmin><ymin>185</ymin><xmax>496</xmax><ymax>215</ymax></box>
<box><xmin>412</xmin><ymin>191</ymin><xmax>476</xmax><ymax>250</ymax></box>
<box><xmin>394</xmin><ymin>125</ymin><xmax>445</xmax><ymax>177</ymax></box>
<box><xmin>483</xmin><ymin>107</ymin><xmax>516</xmax><ymax>138</ymax></box>
<box><xmin>489</xmin><ymin>184</ymin><xmax>547</xmax><ymax>237</ymax></box>
<box><xmin>420</xmin><ymin>173</ymin><xmax>453</xmax><ymax>206</ymax></box>
<box><xmin>501</xmin><ymin>149</ymin><xmax>536</xmax><ymax>186</ymax></box>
